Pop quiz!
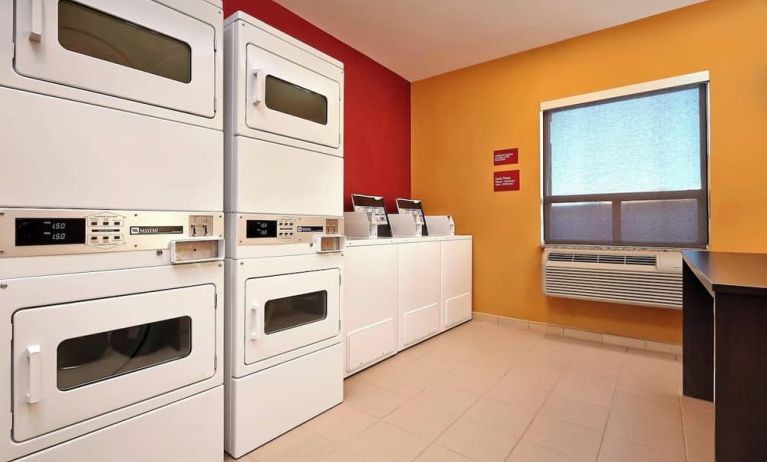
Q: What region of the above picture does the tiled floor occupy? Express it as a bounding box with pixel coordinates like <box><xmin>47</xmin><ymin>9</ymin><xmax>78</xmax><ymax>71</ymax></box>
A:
<box><xmin>227</xmin><ymin>318</ymin><xmax>714</xmax><ymax>462</ymax></box>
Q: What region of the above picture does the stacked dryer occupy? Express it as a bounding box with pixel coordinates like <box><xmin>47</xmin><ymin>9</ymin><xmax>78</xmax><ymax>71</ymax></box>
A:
<box><xmin>223</xmin><ymin>12</ymin><xmax>346</xmax><ymax>459</ymax></box>
<box><xmin>0</xmin><ymin>1</ymin><xmax>225</xmax><ymax>461</ymax></box>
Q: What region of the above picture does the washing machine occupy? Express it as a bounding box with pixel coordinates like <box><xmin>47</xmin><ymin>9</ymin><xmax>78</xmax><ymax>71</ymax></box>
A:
<box><xmin>0</xmin><ymin>209</ymin><xmax>225</xmax><ymax>462</ymax></box>
<box><xmin>0</xmin><ymin>0</ymin><xmax>224</xmax><ymax>212</ymax></box>
<box><xmin>224</xmin><ymin>214</ymin><xmax>345</xmax><ymax>458</ymax></box>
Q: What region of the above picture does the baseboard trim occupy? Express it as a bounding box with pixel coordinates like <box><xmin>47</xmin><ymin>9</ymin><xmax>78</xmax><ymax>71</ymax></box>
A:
<box><xmin>472</xmin><ymin>312</ymin><xmax>682</xmax><ymax>357</ymax></box>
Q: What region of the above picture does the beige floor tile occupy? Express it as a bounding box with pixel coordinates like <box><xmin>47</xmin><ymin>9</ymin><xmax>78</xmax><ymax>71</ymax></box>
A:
<box><xmin>485</xmin><ymin>378</ymin><xmax>549</xmax><ymax>411</ymax></box>
<box><xmin>437</xmin><ymin>417</ymin><xmax>519</xmax><ymax>462</ymax></box>
<box><xmin>611</xmin><ymin>391</ymin><xmax>682</xmax><ymax>427</ymax></box>
<box><xmin>681</xmin><ymin>396</ymin><xmax>714</xmax><ymax>413</ymax></box>
<box><xmin>343</xmin><ymin>382</ymin><xmax>410</xmax><ymax>418</ymax></box>
<box><xmin>551</xmin><ymin>378</ymin><xmax>615</xmax><ymax>408</ymax></box>
<box><xmin>682</xmin><ymin>406</ymin><xmax>714</xmax><ymax>435</ymax></box>
<box><xmin>415</xmin><ymin>383</ymin><xmax>481</xmax><ymax>417</ymax></box>
<box><xmin>463</xmin><ymin>397</ymin><xmax>537</xmax><ymax>436</ymax></box>
<box><xmin>442</xmin><ymin>363</ymin><xmax>510</xmax><ymax>394</ymax></box>
<box><xmin>523</xmin><ymin>415</ymin><xmax>603</xmax><ymax>462</ymax></box>
<box><xmin>302</xmin><ymin>404</ymin><xmax>378</xmax><ymax>445</ymax></box>
<box><xmin>373</xmin><ymin>368</ymin><xmax>436</xmax><ymax>397</ymax></box>
<box><xmin>597</xmin><ymin>435</ymin><xmax>685</xmax><ymax>462</ymax></box>
<box><xmin>506</xmin><ymin>440</ymin><xmax>583</xmax><ymax>462</ymax></box>
<box><xmin>560</xmin><ymin>365</ymin><xmax>620</xmax><ymax>389</ymax></box>
<box><xmin>345</xmin><ymin>422</ymin><xmax>430</xmax><ymax>462</ymax></box>
<box><xmin>539</xmin><ymin>394</ymin><xmax>609</xmax><ymax>431</ymax></box>
<box><xmin>685</xmin><ymin>428</ymin><xmax>714</xmax><ymax>462</ymax></box>
<box><xmin>384</xmin><ymin>398</ymin><xmax>459</xmax><ymax>440</ymax></box>
<box><xmin>414</xmin><ymin>444</ymin><xmax>476</xmax><ymax>462</ymax></box>
<box><xmin>248</xmin><ymin>426</ymin><xmax>338</xmax><ymax>462</ymax></box>
<box><xmin>502</xmin><ymin>363</ymin><xmax>564</xmax><ymax>392</ymax></box>
<box><xmin>605</xmin><ymin>410</ymin><xmax>685</xmax><ymax>456</ymax></box>
<box><xmin>317</xmin><ymin>447</ymin><xmax>367</xmax><ymax>462</ymax></box>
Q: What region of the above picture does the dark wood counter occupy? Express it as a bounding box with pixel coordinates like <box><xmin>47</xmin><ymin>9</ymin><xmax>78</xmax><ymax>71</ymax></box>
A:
<box><xmin>682</xmin><ymin>250</ymin><xmax>767</xmax><ymax>461</ymax></box>
<box><xmin>683</xmin><ymin>250</ymin><xmax>767</xmax><ymax>296</ymax></box>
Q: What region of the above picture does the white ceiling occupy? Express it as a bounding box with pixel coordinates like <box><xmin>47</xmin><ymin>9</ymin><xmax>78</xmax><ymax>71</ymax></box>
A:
<box><xmin>274</xmin><ymin>0</ymin><xmax>705</xmax><ymax>81</ymax></box>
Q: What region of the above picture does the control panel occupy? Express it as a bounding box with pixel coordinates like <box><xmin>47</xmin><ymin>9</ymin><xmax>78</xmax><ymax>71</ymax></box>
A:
<box><xmin>0</xmin><ymin>209</ymin><xmax>224</xmax><ymax>258</ymax></box>
<box><xmin>237</xmin><ymin>214</ymin><xmax>343</xmax><ymax>246</ymax></box>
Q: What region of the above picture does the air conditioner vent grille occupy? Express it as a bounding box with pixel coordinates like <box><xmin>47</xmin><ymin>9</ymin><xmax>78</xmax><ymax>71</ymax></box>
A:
<box><xmin>546</xmin><ymin>252</ymin><xmax>657</xmax><ymax>267</ymax></box>
<box><xmin>543</xmin><ymin>250</ymin><xmax>681</xmax><ymax>309</ymax></box>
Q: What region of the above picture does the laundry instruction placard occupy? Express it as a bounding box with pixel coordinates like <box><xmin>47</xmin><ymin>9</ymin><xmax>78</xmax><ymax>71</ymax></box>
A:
<box><xmin>494</xmin><ymin>148</ymin><xmax>519</xmax><ymax>165</ymax></box>
<box><xmin>494</xmin><ymin>170</ymin><xmax>520</xmax><ymax>192</ymax></box>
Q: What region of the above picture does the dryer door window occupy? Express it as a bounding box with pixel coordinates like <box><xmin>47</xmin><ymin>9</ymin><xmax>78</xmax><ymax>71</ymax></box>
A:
<box><xmin>13</xmin><ymin>0</ymin><xmax>216</xmax><ymax>117</ymax></box>
<box><xmin>264</xmin><ymin>76</ymin><xmax>328</xmax><ymax>125</ymax></box>
<box><xmin>12</xmin><ymin>284</ymin><xmax>216</xmax><ymax>442</ymax></box>
<box><xmin>57</xmin><ymin>316</ymin><xmax>192</xmax><ymax>391</ymax></box>
<box><xmin>58</xmin><ymin>0</ymin><xmax>192</xmax><ymax>83</ymax></box>
<box><xmin>264</xmin><ymin>290</ymin><xmax>327</xmax><ymax>335</ymax></box>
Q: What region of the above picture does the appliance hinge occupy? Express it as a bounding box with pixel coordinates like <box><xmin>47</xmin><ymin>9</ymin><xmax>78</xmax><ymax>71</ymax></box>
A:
<box><xmin>11</xmin><ymin>41</ymin><xmax>15</xmax><ymax>61</ymax></box>
<box><xmin>214</xmin><ymin>355</ymin><xmax>218</xmax><ymax>370</ymax></box>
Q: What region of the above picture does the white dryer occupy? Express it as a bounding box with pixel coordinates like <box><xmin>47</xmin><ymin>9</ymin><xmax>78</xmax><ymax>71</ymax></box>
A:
<box><xmin>0</xmin><ymin>209</ymin><xmax>225</xmax><ymax>462</ymax></box>
<box><xmin>0</xmin><ymin>0</ymin><xmax>224</xmax><ymax>212</ymax></box>
<box><xmin>224</xmin><ymin>214</ymin><xmax>345</xmax><ymax>458</ymax></box>
<box><xmin>224</xmin><ymin>12</ymin><xmax>344</xmax><ymax>217</ymax></box>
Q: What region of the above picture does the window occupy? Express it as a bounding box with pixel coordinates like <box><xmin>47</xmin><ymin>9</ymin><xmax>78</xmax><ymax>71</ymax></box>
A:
<box><xmin>542</xmin><ymin>83</ymin><xmax>708</xmax><ymax>248</ymax></box>
<box><xmin>58</xmin><ymin>0</ymin><xmax>192</xmax><ymax>83</ymax></box>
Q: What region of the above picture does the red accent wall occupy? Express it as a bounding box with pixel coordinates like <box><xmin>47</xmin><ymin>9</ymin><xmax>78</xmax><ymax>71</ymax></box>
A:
<box><xmin>223</xmin><ymin>0</ymin><xmax>411</xmax><ymax>212</ymax></box>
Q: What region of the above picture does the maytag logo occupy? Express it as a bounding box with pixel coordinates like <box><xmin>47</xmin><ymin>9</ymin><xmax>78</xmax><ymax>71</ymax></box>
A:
<box><xmin>129</xmin><ymin>226</ymin><xmax>183</xmax><ymax>235</ymax></box>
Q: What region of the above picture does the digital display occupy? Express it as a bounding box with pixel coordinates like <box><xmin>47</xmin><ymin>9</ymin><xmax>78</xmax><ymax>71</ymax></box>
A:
<box><xmin>246</xmin><ymin>220</ymin><xmax>277</xmax><ymax>238</ymax></box>
<box><xmin>16</xmin><ymin>218</ymin><xmax>86</xmax><ymax>246</ymax></box>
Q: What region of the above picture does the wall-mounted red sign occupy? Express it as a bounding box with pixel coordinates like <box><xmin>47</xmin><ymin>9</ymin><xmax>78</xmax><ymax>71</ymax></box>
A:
<box><xmin>494</xmin><ymin>148</ymin><xmax>519</xmax><ymax>165</ymax></box>
<box><xmin>494</xmin><ymin>170</ymin><xmax>520</xmax><ymax>192</ymax></box>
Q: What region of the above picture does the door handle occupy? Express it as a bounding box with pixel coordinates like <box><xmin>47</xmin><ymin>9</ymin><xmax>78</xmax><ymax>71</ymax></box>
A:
<box><xmin>29</xmin><ymin>0</ymin><xmax>43</xmax><ymax>42</ymax></box>
<box><xmin>251</xmin><ymin>69</ymin><xmax>265</xmax><ymax>106</ymax></box>
<box><xmin>249</xmin><ymin>303</ymin><xmax>261</xmax><ymax>340</ymax></box>
<box><xmin>26</xmin><ymin>345</ymin><xmax>41</xmax><ymax>404</ymax></box>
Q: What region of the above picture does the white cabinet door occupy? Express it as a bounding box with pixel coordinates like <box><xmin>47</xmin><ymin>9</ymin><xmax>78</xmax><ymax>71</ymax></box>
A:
<box><xmin>14</xmin><ymin>0</ymin><xmax>216</xmax><ymax>117</ymax></box>
<box><xmin>12</xmin><ymin>284</ymin><xmax>216</xmax><ymax>442</ymax></box>
<box><xmin>343</xmin><ymin>245</ymin><xmax>398</xmax><ymax>374</ymax></box>
<box><xmin>441</xmin><ymin>239</ymin><xmax>473</xmax><ymax>329</ymax></box>
<box><xmin>244</xmin><ymin>269</ymin><xmax>341</xmax><ymax>365</ymax></box>
<box><xmin>398</xmin><ymin>241</ymin><xmax>441</xmax><ymax>349</ymax></box>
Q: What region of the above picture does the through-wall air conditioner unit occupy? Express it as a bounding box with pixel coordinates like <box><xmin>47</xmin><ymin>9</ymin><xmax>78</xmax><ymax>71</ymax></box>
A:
<box><xmin>542</xmin><ymin>248</ymin><xmax>683</xmax><ymax>309</ymax></box>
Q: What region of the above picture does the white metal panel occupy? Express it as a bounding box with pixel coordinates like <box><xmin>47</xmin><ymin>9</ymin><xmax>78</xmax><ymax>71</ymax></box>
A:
<box><xmin>226</xmin><ymin>344</ymin><xmax>343</xmax><ymax>458</ymax></box>
<box><xmin>244</xmin><ymin>268</ymin><xmax>341</xmax><ymax>364</ymax></box>
<box><xmin>398</xmin><ymin>241</ymin><xmax>441</xmax><ymax>349</ymax></box>
<box><xmin>245</xmin><ymin>44</ymin><xmax>340</xmax><ymax>148</ymax></box>
<box><xmin>12</xmin><ymin>284</ymin><xmax>217</xmax><ymax>441</ymax></box>
<box><xmin>14</xmin><ymin>0</ymin><xmax>216</xmax><ymax>118</ymax></box>
<box><xmin>441</xmin><ymin>238</ymin><xmax>472</xmax><ymax>329</ymax></box>
<box><xmin>343</xmin><ymin>244</ymin><xmax>398</xmax><ymax>331</ymax></box>
<box><xmin>346</xmin><ymin>319</ymin><xmax>396</xmax><ymax>374</ymax></box>
<box><xmin>16</xmin><ymin>387</ymin><xmax>223</xmax><ymax>462</ymax></box>
<box><xmin>0</xmin><ymin>86</ymin><xmax>223</xmax><ymax>211</ymax></box>
<box><xmin>229</xmin><ymin>136</ymin><xmax>343</xmax><ymax>215</ymax></box>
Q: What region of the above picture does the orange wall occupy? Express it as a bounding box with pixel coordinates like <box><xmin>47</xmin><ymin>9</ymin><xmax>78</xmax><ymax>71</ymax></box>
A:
<box><xmin>411</xmin><ymin>0</ymin><xmax>767</xmax><ymax>343</ymax></box>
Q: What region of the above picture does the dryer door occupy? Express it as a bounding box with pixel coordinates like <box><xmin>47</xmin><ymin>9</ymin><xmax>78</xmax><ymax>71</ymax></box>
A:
<box><xmin>13</xmin><ymin>0</ymin><xmax>216</xmax><ymax>117</ymax></box>
<box><xmin>12</xmin><ymin>284</ymin><xmax>216</xmax><ymax>442</ymax></box>
<box><xmin>244</xmin><ymin>269</ymin><xmax>341</xmax><ymax>365</ymax></box>
<box><xmin>244</xmin><ymin>42</ymin><xmax>341</xmax><ymax>149</ymax></box>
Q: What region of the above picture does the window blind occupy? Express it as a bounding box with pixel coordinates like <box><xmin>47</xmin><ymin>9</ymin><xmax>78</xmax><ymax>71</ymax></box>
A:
<box><xmin>542</xmin><ymin>84</ymin><xmax>708</xmax><ymax>248</ymax></box>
